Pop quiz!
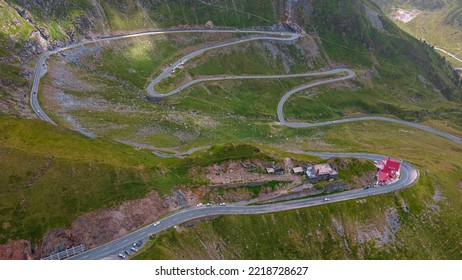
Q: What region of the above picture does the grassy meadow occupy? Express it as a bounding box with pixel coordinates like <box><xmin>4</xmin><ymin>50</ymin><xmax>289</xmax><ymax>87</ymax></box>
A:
<box><xmin>1</xmin><ymin>0</ymin><xmax>461</xmax><ymax>259</ymax></box>
<box><xmin>134</xmin><ymin>120</ymin><xmax>462</xmax><ymax>259</ymax></box>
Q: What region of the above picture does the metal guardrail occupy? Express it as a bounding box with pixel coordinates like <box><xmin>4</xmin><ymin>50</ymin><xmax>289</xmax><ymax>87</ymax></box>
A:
<box><xmin>42</xmin><ymin>244</ymin><xmax>86</xmax><ymax>260</ymax></box>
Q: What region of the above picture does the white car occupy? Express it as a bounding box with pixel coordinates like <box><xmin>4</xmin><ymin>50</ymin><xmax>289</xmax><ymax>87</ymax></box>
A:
<box><xmin>219</xmin><ymin>202</ymin><xmax>226</xmax><ymax>206</ymax></box>
<box><xmin>153</xmin><ymin>221</ymin><xmax>160</xmax><ymax>227</ymax></box>
<box><xmin>118</xmin><ymin>253</ymin><xmax>126</xmax><ymax>259</ymax></box>
<box><xmin>196</xmin><ymin>203</ymin><xmax>203</xmax><ymax>207</ymax></box>
<box><xmin>324</xmin><ymin>198</ymin><xmax>330</xmax><ymax>201</ymax></box>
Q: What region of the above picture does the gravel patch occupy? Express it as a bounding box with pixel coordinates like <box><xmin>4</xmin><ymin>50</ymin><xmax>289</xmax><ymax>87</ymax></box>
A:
<box><xmin>332</xmin><ymin>218</ymin><xmax>345</xmax><ymax>237</ymax></box>
<box><xmin>135</xmin><ymin>126</ymin><xmax>162</xmax><ymax>136</ymax></box>
<box><xmin>354</xmin><ymin>207</ymin><xmax>401</xmax><ymax>247</ymax></box>
<box><xmin>64</xmin><ymin>115</ymin><xmax>96</xmax><ymax>138</ymax></box>
<box><xmin>432</xmin><ymin>189</ymin><xmax>443</xmax><ymax>203</ymax></box>
<box><xmin>400</xmin><ymin>199</ymin><xmax>410</xmax><ymax>213</ymax></box>
<box><xmin>364</xmin><ymin>4</ymin><xmax>385</xmax><ymax>31</ymax></box>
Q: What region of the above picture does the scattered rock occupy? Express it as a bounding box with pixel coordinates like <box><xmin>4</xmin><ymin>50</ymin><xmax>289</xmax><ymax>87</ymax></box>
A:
<box><xmin>363</xmin><ymin>5</ymin><xmax>385</xmax><ymax>31</ymax></box>
<box><xmin>205</xmin><ymin>20</ymin><xmax>214</xmax><ymax>29</ymax></box>
<box><xmin>418</xmin><ymin>75</ymin><xmax>428</xmax><ymax>84</ymax></box>
<box><xmin>356</xmin><ymin>199</ymin><xmax>367</xmax><ymax>204</ymax></box>
<box><xmin>354</xmin><ymin>207</ymin><xmax>401</xmax><ymax>248</ymax></box>
<box><xmin>0</xmin><ymin>240</ymin><xmax>32</xmax><ymax>260</ymax></box>
<box><xmin>432</xmin><ymin>189</ymin><xmax>443</xmax><ymax>203</ymax></box>
<box><xmin>332</xmin><ymin>218</ymin><xmax>345</xmax><ymax>237</ymax></box>
<box><xmin>400</xmin><ymin>199</ymin><xmax>409</xmax><ymax>213</ymax></box>
<box><xmin>35</xmin><ymin>191</ymin><xmax>171</xmax><ymax>258</ymax></box>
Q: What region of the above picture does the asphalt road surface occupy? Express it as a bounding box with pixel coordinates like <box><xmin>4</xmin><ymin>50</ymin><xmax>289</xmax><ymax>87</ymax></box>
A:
<box><xmin>26</xmin><ymin>28</ymin><xmax>457</xmax><ymax>260</ymax></box>
<box><xmin>69</xmin><ymin>152</ymin><xmax>418</xmax><ymax>260</ymax></box>
<box><xmin>30</xmin><ymin>29</ymin><xmax>461</xmax><ymax>145</ymax></box>
<box><xmin>434</xmin><ymin>47</ymin><xmax>462</xmax><ymax>65</ymax></box>
<box><xmin>30</xmin><ymin>29</ymin><xmax>297</xmax><ymax>126</ymax></box>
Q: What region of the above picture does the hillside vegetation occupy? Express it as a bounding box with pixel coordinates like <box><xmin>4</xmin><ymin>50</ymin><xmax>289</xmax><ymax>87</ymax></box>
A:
<box><xmin>0</xmin><ymin>0</ymin><xmax>461</xmax><ymax>259</ymax></box>
<box><xmin>375</xmin><ymin>0</ymin><xmax>462</xmax><ymax>67</ymax></box>
<box><xmin>0</xmin><ymin>116</ymin><xmax>283</xmax><ymax>246</ymax></box>
<box><xmin>135</xmin><ymin>120</ymin><xmax>462</xmax><ymax>260</ymax></box>
<box><xmin>32</xmin><ymin>0</ymin><xmax>462</xmax><ymax>151</ymax></box>
<box><xmin>0</xmin><ymin>116</ymin><xmax>174</xmax><ymax>244</ymax></box>
<box><xmin>1</xmin><ymin>0</ymin><xmax>461</xmax><ymax>116</ymax></box>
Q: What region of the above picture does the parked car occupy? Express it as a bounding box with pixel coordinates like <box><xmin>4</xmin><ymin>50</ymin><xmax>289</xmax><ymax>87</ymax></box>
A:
<box><xmin>324</xmin><ymin>198</ymin><xmax>330</xmax><ymax>201</ymax></box>
<box><xmin>196</xmin><ymin>203</ymin><xmax>203</xmax><ymax>207</ymax></box>
<box><xmin>131</xmin><ymin>247</ymin><xmax>138</xmax><ymax>252</ymax></box>
<box><xmin>206</xmin><ymin>203</ymin><xmax>212</xmax><ymax>207</ymax></box>
<box><xmin>118</xmin><ymin>253</ymin><xmax>126</xmax><ymax>259</ymax></box>
<box><xmin>219</xmin><ymin>202</ymin><xmax>226</xmax><ymax>206</ymax></box>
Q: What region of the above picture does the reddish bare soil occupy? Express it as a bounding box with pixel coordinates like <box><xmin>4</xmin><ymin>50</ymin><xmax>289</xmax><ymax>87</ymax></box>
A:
<box><xmin>0</xmin><ymin>240</ymin><xmax>33</xmax><ymax>260</ymax></box>
<box><xmin>205</xmin><ymin>159</ymin><xmax>301</xmax><ymax>186</ymax></box>
<box><xmin>0</xmin><ymin>157</ymin><xmax>372</xmax><ymax>259</ymax></box>
<box><xmin>34</xmin><ymin>191</ymin><xmax>171</xmax><ymax>259</ymax></box>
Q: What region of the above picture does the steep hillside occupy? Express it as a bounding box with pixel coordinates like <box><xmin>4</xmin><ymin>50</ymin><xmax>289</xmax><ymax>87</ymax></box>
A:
<box><xmin>135</xmin><ymin>118</ymin><xmax>462</xmax><ymax>260</ymax></box>
<box><xmin>372</xmin><ymin>0</ymin><xmax>448</xmax><ymax>11</ymax></box>
<box><xmin>0</xmin><ymin>116</ymin><xmax>177</xmax><ymax>255</ymax></box>
<box><xmin>374</xmin><ymin>0</ymin><xmax>462</xmax><ymax>68</ymax></box>
<box><xmin>1</xmin><ymin>0</ymin><xmax>461</xmax><ymax>117</ymax></box>
<box><xmin>0</xmin><ymin>0</ymin><xmax>461</xmax><ymax>260</ymax></box>
<box><xmin>1</xmin><ymin>0</ymin><xmax>285</xmax><ymax>115</ymax></box>
<box><xmin>0</xmin><ymin>116</ymin><xmax>288</xmax><ymax>259</ymax></box>
<box><xmin>25</xmin><ymin>0</ymin><xmax>461</xmax><ymax>150</ymax></box>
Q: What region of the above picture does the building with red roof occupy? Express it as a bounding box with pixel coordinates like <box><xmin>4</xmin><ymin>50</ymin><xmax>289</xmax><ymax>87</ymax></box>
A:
<box><xmin>374</xmin><ymin>157</ymin><xmax>401</xmax><ymax>185</ymax></box>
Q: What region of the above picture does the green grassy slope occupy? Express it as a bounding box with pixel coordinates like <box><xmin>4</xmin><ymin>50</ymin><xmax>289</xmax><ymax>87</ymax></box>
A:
<box><xmin>378</xmin><ymin>0</ymin><xmax>462</xmax><ymax>68</ymax></box>
<box><xmin>312</xmin><ymin>0</ymin><xmax>460</xmax><ymax>100</ymax></box>
<box><xmin>101</xmin><ymin>0</ymin><xmax>281</xmax><ymax>30</ymax></box>
<box><xmin>0</xmin><ymin>116</ymin><xmax>286</xmax><ymax>245</ymax></box>
<box><xmin>38</xmin><ymin>0</ymin><xmax>461</xmax><ymax>151</ymax></box>
<box><xmin>5</xmin><ymin>0</ymin><xmax>284</xmax><ymax>37</ymax></box>
<box><xmin>0</xmin><ymin>116</ymin><xmax>198</xmax><ymax>243</ymax></box>
<box><xmin>135</xmin><ymin>121</ymin><xmax>462</xmax><ymax>260</ymax></box>
<box><xmin>5</xmin><ymin>0</ymin><xmax>94</xmax><ymax>39</ymax></box>
<box><xmin>1</xmin><ymin>0</ymin><xmax>462</xmax><ymax>259</ymax></box>
<box><xmin>0</xmin><ymin>0</ymin><xmax>35</xmax><ymax>112</ymax></box>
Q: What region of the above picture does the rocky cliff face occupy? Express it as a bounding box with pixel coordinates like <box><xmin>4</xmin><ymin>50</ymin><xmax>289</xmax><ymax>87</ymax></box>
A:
<box><xmin>0</xmin><ymin>240</ymin><xmax>33</xmax><ymax>260</ymax></box>
<box><xmin>1</xmin><ymin>0</ymin><xmax>102</xmax><ymax>117</ymax></box>
<box><xmin>0</xmin><ymin>190</ymin><xmax>175</xmax><ymax>259</ymax></box>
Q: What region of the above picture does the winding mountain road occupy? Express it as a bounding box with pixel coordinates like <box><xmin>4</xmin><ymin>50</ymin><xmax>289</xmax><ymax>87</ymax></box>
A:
<box><xmin>145</xmin><ymin>34</ymin><xmax>462</xmax><ymax>145</ymax></box>
<box><xmin>69</xmin><ymin>152</ymin><xmax>418</xmax><ymax>260</ymax></box>
<box><xmin>435</xmin><ymin>46</ymin><xmax>462</xmax><ymax>65</ymax></box>
<box><xmin>30</xmin><ymin>28</ymin><xmax>298</xmax><ymax>125</ymax></box>
<box><xmin>30</xmin><ymin>28</ymin><xmax>461</xmax><ymax>145</ymax></box>
<box><xmin>27</xmin><ymin>29</ymin><xmax>457</xmax><ymax>260</ymax></box>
